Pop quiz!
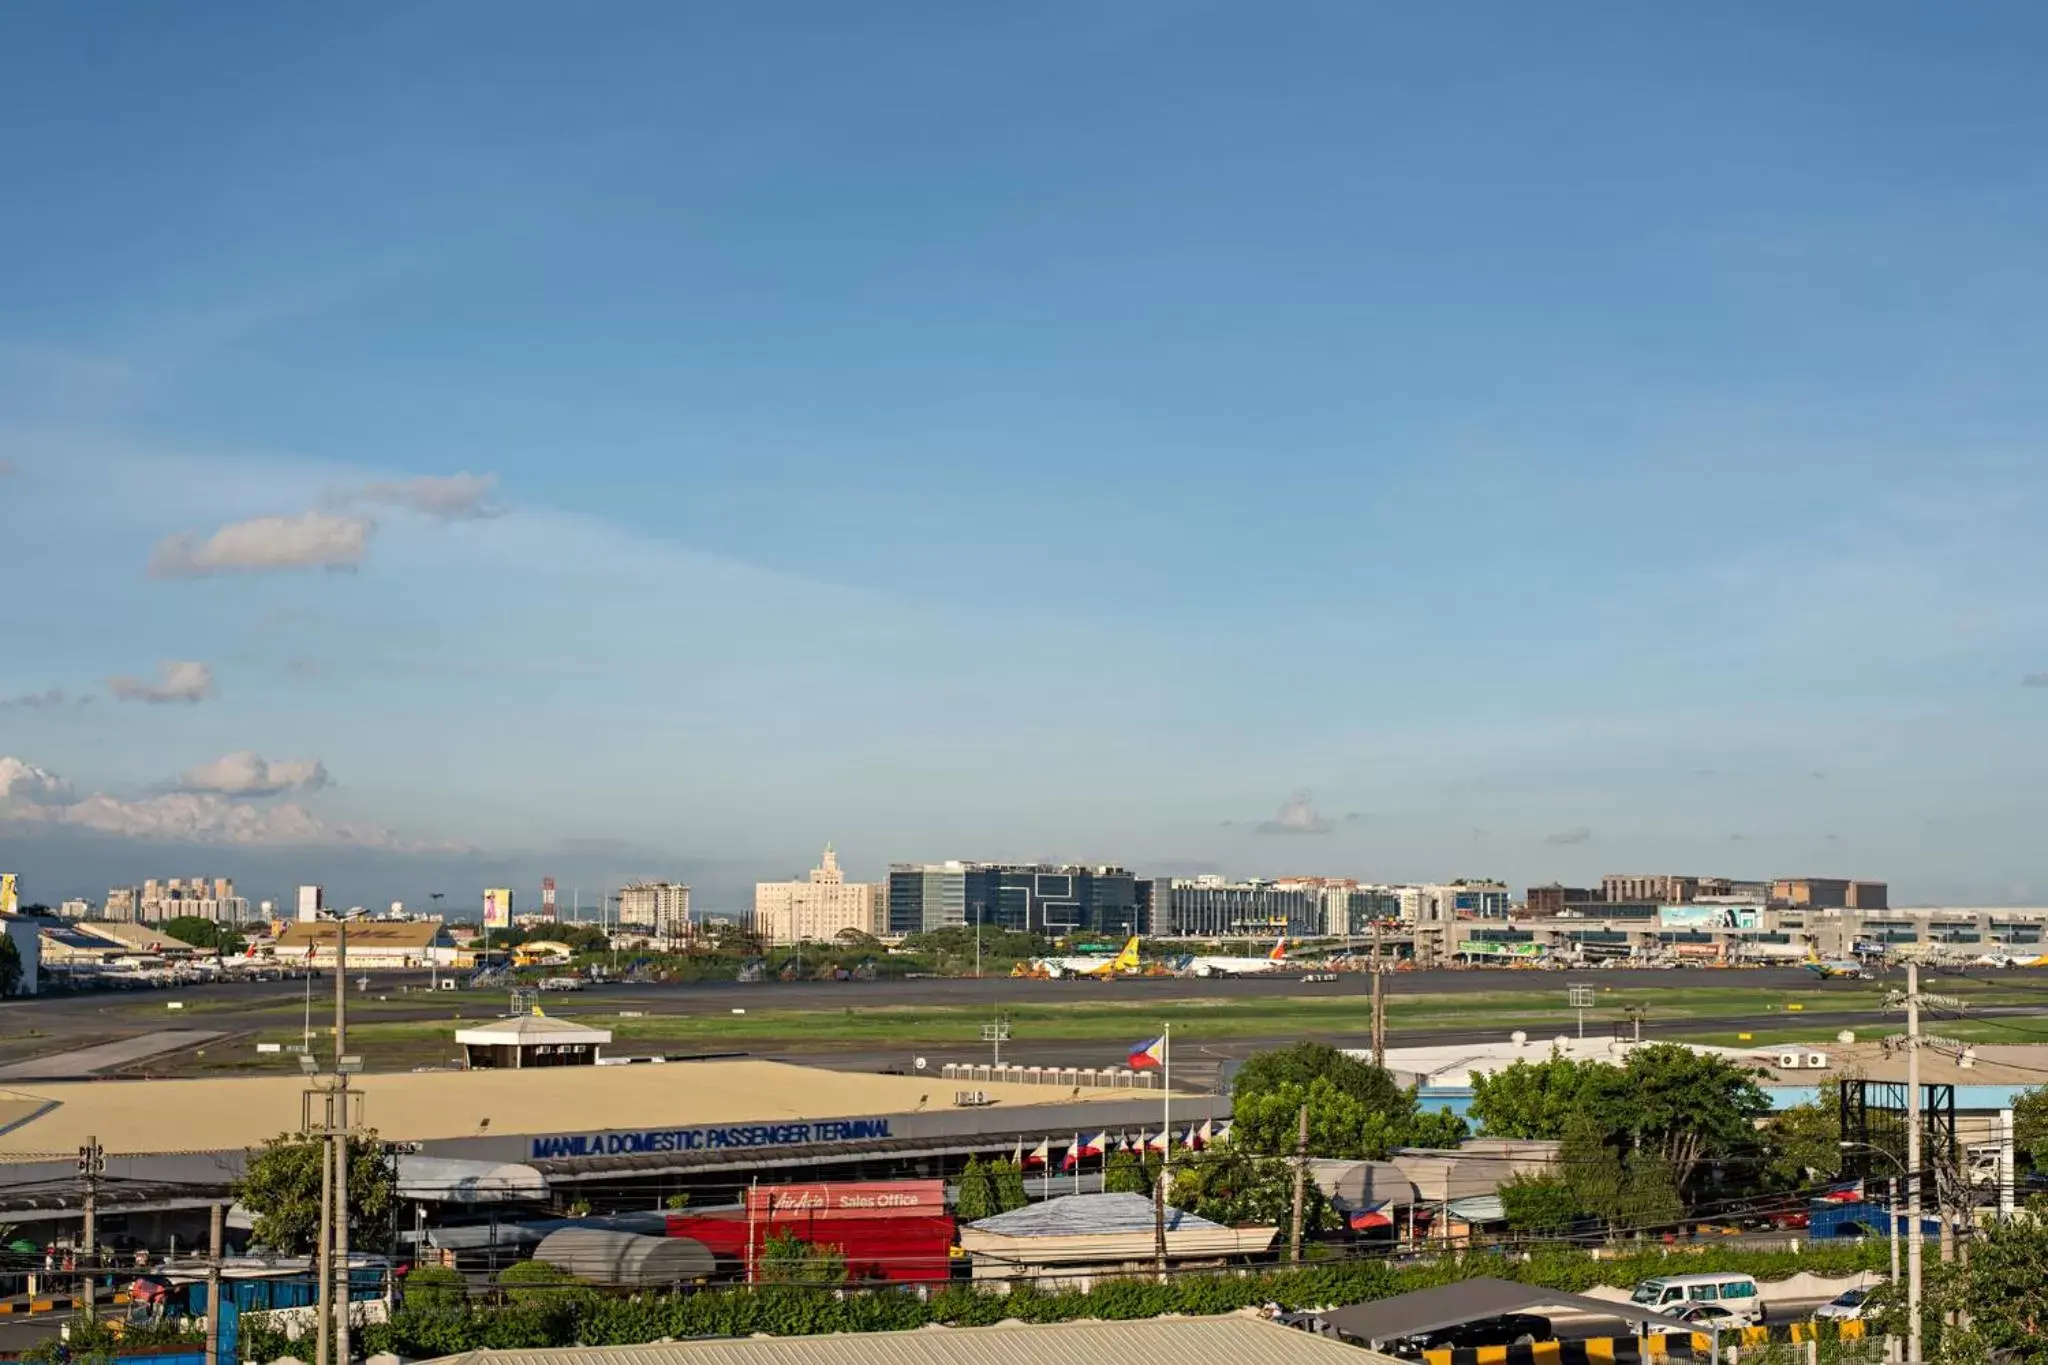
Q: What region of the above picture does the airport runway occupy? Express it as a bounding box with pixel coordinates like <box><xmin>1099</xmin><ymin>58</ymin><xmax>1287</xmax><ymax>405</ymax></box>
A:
<box><xmin>1</xmin><ymin>962</ymin><xmax>1876</xmax><ymax>1024</ymax></box>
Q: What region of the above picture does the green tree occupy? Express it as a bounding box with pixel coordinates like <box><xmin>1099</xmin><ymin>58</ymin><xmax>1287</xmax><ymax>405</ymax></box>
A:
<box><xmin>1233</xmin><ymin>1042</ymin><xmax>1405</xmax><ymax>1113</ymax></box>
<box><xmin>1168</xmin><ymin>1148</ymin><xmax>1329</xmax><ymax>1231</ymax></box>
<box><xmin>0</xmin><ymin>933</ymin><xmax>21</xmax><ymax>997</ymax></box>
<box><xmin>1102</xmin><ymin>1150</ymin><xmax>1148</xmax><ymax>1195</ymax></box>
<box><xmin>757</xmin><ymin>1231</ymin><xmax>847</xmax><ymax>1287</ymax></box>
<box><xmin>234</xmin><ymin>1131</ymin><xmax>397</xmax><ymax>1255</ymax></box>
<box><xmin>989</xmin><ymin>1158</ymin><xmax>1029</xmax><ymax>1213</ymax></box>
<box><xmin>1763</xmin><ymin>1096</ymin><xmax>1845</xmax><ymax>1190</ymax></box>
<box><xmin>1499</xmin><ymin>1172</ymin><xmax>1578</xmax><ymax>1235</ymax></box>
<box><xmin>2013</xmin><ymin>1084</ymin><xmax>2048</xmax><ymax>1169</ymax></box>
<box><xmin>402</xmin><ymin>1264</ymin><xmax>469</xmax><ymax>1312</ymax></box>
<box><xmin>955</xmin><ymin>1158</ymin><xmax>995</xmax><ymax>1222</ymax></box>
<box><xmin>496</xmin><ymin>1259</ymin><xmax>572</xmax><ymax>1305</ymax></box>
<box><xmin>1618</xmin><ymin>1044</ymin><xmax>1770</xmax><ymax>1195</ymax></box>
<box><xmin>159</xmin><ymin>916</ymin><xmax>247</xmax><ymax>956</ymax></box>
<box><xmin>1469</xmin><ymin>1054</ymin><xmax>1616</xmax><ymax>1139</ymax></box>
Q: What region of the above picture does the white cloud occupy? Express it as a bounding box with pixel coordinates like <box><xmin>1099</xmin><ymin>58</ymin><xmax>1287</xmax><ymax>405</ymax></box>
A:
<box><xmin>1543</xmin><ymin>825</ymin><xmax>1594</xmax><ymax>846</ymax></box>
<box><xmin>355</xmin><ymin>472</ymin><xmax>503</xmax><ymax>521</ymax></box>
<box><xmin>0</xmin><ymin>757</ymin><xmax>73</xmax><ymax>804</ymax></box>
<box><xmin>0</xmin><ymin>687</ymin><xmax>68</xmax><ymax>709</ymax></box>
<box><xmin>178</xmin><ymin>750</ymin><xmax>330</xmax><ymax>796</ymax></box>
<box><xmin>2024</xmin><ymin>673</ymin><xmax>2048</xmax><ymax>688</ymax></box>
<box><xmin>0</xmin><ymin>754</ymin><xmax>404</xmax><ymax>847</ymax></box>
<box><xmin>150</xmin><ymin>511</ymin><xmax>371</xmax><ymax>577</ymax></box>
<box><xmin>106</xmin><ymin>660</ymin><xmax>216</xmax><ymax>704</ymax></box>
<box><xmin>1255</xmin><ymin>791</ymin><xmax>1335</xmax><ymax>835</ymax></box>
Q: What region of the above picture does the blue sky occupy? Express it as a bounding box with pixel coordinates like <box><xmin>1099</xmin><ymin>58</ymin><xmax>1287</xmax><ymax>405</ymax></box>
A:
<box><xmin>3</xmin><ymin>1</ymin><xmax>2046</xmax><ymax>909</ymax></box>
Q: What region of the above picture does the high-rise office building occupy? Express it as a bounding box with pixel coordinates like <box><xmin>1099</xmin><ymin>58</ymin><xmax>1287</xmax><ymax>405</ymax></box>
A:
<box><xmin>754</xmin><ymin>845</ymin><xmax>879</xmax><ymax>945</ymax></box>
<box><xmin>886</xmin><ymin>863</ymin><xmax>967</xmax><ymax>936</ymax></box>
<box><xmin>1158</xmin><ymin>876</ymin><xmax>1323</xmax><ymax>938</ymax></box>
<box><xmin>962</xmin><ymin>865</ymin><xmax>1139</xmax><ymax>937</ymax></box>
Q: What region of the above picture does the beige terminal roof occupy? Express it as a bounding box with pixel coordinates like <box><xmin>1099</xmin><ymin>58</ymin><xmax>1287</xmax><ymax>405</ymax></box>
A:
<box><xmin>417</xmin><ymin>1314</ymin><xmax>1402</xmax><ymax>1365</ymax></box>
<box><xmin>0</xmin><ymin>1058</ymin><xmax>1136</xmax><ymax>1157</ymax></box>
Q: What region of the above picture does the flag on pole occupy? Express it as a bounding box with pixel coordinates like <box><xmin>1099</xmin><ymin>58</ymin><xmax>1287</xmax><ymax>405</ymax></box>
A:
<box><xmin>1192</xmin><ymin>1119</ymin><xmax>1213</xmax><ymax>1151</ymax></box>
<box><xmin>1064</xmin><ymin>1132</ymin><xmax>1107</xmax><ymax>1169</ymax></box>
<box><xmin>1347</xmin><ymin>1200</ymin><xmax>1395</xmax><ymax>1230</ymax></box>
<box><xmin>1146</xmin><ymin>1129</ymin><xmax>1170</xmax><ymax>1151</ymax></box>
<box><xmin>1212</xmin><ymin>1120</ymin><xmax>1233</xmax><ymax>1145</ymax></box>
<box><xmin>1181</xmin><ymin>1125</ymin><xmax>1200</xmax><ymax>1150</ymax></box>
<box><xmin>1022</xmin><ymin>1138</ymin><xmax>1051</xmax><ymax>1169</ymax></box>
<box><xmin>1820</xmin><ymin>1178</ymin><xmax>1866</xmax><ymax>1203</ymax></box>
<box><xmin>1128</xmin><ymin>1035</ymin><xmax>1167</xmax><ymax>1070</ymax></box>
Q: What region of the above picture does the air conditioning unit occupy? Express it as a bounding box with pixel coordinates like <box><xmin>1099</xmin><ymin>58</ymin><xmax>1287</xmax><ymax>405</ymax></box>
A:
<box><xmin>1806</xmin><ymin>1052</ymin><xmax>1829</xmax><ymax>1069</ymax></box>
<box><xmin>1777</xmin><ymin>1051</ymin><xmax>1804</xmax><ymax>1070</ymax></box>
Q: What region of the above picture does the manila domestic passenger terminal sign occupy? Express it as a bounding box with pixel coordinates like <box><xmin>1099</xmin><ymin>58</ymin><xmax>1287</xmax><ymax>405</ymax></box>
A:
<box><xmin>529</xmin><ymin>1117</ymin><xmax>892</xmax><ymax>1161</ymax></box>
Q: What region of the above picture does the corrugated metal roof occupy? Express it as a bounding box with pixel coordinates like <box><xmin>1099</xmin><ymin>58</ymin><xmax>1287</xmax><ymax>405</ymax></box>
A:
<box><xmin>417</xmin><ymin>1313</ymin><xmax>1404</xmax><ymax>1365</ymax></box>
<box><xmin>1315</xmin><ymin>1277</ymin><xmax>1689</xmax><ymax>1346</ymax></box>
<box><xmin>968</xmin><ymin>1193</ymin><xmax>1220</xmax><ymax>1237</ymax></box>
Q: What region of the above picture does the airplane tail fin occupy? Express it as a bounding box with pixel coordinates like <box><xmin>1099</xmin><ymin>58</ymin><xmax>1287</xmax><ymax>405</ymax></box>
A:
<box><xmin>1270</xmin><ymin>936</ymin><xmax>1288</xmax><ymax>961</ymax></box>
<box><xmin>1113</xmin><ymin>936</ymin><xmax>1142</xmax><ymax>971</ymax></box>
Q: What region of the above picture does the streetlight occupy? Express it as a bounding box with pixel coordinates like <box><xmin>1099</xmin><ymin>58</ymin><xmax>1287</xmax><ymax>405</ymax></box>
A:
<box><xmin>1838</xmin><ymin>1140</ymin><xmax>1908</xmax><ymax>1335</ymax></box>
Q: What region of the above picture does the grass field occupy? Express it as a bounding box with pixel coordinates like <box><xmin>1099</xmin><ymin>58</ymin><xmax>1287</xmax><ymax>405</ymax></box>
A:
<box><xmin>83</xmin><ymin>972</ymin><xmax>2048</xmax><ymax>1076</ymax></box>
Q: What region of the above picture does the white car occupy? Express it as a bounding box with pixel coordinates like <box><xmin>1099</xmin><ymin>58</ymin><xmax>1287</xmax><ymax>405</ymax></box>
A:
<box><xmin>1812</xmin><ymin>1288</ymin><xmax>1871</xmax><ymax>1322</ymax></box>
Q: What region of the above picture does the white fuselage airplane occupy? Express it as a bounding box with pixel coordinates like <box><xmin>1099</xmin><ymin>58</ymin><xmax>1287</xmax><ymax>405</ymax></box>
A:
<box><xmin>1042</xmin><ymin>937</ymin><xmax>1143</xmax><ymax>978</ymax></box>
<box><xmin>1188</xmin><ymin>938</ymin><xmax>1291</xmax><ymax>978</ymax></box>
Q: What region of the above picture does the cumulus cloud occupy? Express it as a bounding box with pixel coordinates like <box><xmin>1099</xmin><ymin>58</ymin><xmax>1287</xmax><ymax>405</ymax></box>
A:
<box><xmin>1255</xmin><ymin>792</ymin><xmax>1335</xmax><ymax>836</ymax></box>
<box><xmin>0</xmin><ymin>754</ymin><xmax>403</xmax><ymax>847</ymax></box>
<box><xmin>150</xmin><ymin>511</ymin><xmax>371</xmax><ymax>577</ymax></box>
<box><xmin>2024</xmin><ymin>673</ymin><xmax>2048</xmax><ymax>688</ymax></box>
<box><xmin>355</xmin><ymin>472</ymin><xmax>503</xmax><ymax>521</ymax></box>
<box><xmin>177</xmin><ymin>750</ymin><xmax>330</xmax><ymax>797</ymax></box>
<box><xmin>0</xmin><ymin>757</ymin><xmax>73</xmax><ymax>804</ymax></box>
<box><xmin>0</xmin><ymin>687</ymin><xmax>69</xmax><ymax>709</ymax></box>
<box><xmin>1543</xmin><ymin>825</ymin><xmax>1593</xmax><ymax>846</ymax></box>
<box><xmin>106</xmin><ymin>660</ymin><xmax>216</xmax><ymax>704</ymax></box>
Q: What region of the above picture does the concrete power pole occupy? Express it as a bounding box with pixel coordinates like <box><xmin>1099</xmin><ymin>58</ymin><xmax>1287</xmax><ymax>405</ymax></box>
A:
<box><xmin>1906</xmin><ymin>961</ymin><xmax>1923</xmax><ymax>1365</ymax></box>
<box><xmin>1370</xmin><ymin>923</ymin><xmax>1387</xmax><ymax>1068</ymax></box>
<box><xmin>1289</xmin><ymin>1103</ymin><xmax>1310</xmax><ymax>1262</ymax></box>
<box><xmin>77</xmin><ymin>1136</ymin><xmax>103</xmax><ymax>1320</ymax></box>
<box><xmin>204</xmin><ymin>1202</ymin><xmax>224</xmax><ymax>1365</ymax></box>
<box><xmin>334</xmin><ymin>920</ymin><xmax>352</xmax><ymax>1365</ymax></box>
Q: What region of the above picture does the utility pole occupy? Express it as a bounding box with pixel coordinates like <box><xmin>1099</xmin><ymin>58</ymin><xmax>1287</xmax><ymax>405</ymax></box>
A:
<box><xmin>1370</xmin><ymin>923</ymin><xmax>1387</xmax><ymax>1067</ymax></box>
<box><xmin>334</xmin><ymin>920</ymin><xmax>351</xmax><ymax>1365</ymax></box>
<box><xmin>1289</xmin><ymin>1102</ymin><xmax>1309</xmax><ymax>1262</ymax></box>
<box><xmin>77</xmin><ymin>1136</ymin><xmax>103</xmax><ymax>1320</ymax></box>
<box><xmin>204</xmin><ymin>1202</ymin><xmax>224</xmax><ymax>1365</ymax></box>
<box><xmin>1906</xmin><ymin>961</ymin><xmax>1923</xmax><ymax>1365</ymax></box>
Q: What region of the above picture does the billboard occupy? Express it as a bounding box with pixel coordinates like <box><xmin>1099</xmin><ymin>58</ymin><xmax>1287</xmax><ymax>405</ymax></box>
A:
<box><xmin>483</xmin><ymin>888</ymin><xmax>514</xmax><ymax>929</ymax></box>
<box><xmin>1660</xmin><ymin>904</ymin><xmax>1761</xmax><ymax>930</ymax></box>
<box><xmin>0</xmin><ymin>874</ymin><xmax>15</xmax><ymax>915</ymax></box>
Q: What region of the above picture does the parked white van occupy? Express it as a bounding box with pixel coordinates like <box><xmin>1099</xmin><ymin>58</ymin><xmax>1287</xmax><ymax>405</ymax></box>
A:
<box><xmin>1630</xmin><ymin>1273</ymin><xmax>1766</xmax><ymax>1325</ymax></box>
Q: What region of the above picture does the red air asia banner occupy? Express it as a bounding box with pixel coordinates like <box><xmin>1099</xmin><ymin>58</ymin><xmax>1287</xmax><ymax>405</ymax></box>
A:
<box><xmin>744</xmin><ymin>1179</ymin><xmax>946</xmax><ymax>1221</ymax></box>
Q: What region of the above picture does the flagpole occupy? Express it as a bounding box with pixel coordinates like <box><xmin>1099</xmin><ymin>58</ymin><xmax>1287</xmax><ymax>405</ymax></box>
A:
<box><xmin>1074</xmin><ymin>1132</ymin><xmax>1081</xmax><ymax>1195</ymax></box>
<box><xmin>1161</xmin><ymin>1023</ymin><xmax>1171</xmax><ymax>1171</ymax></box>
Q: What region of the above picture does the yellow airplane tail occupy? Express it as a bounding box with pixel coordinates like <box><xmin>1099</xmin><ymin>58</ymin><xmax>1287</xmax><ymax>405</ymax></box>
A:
<box><xmin>1112</xmin><ymin>936</ymin><xmax>1142</xmax><ymax>971</ymax></box>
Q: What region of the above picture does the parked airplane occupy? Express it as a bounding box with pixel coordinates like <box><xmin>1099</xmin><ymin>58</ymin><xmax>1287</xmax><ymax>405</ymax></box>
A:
<box><xmin>1187</xmin><ymin>937</ymin><xmax>1292</xmax><ymax>978</ymax></box>
<box><xmin>1036</xmin><ymin>936</ymin><xmax>1144</xmax><ymax>979</ymax></box>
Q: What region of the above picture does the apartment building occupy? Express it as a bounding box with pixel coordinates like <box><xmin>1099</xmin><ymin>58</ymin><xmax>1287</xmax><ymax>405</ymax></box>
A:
<box><xmin>617</xmin><ymin>882</ymin><xmax>693</xmax><ymax>941</ymax></box>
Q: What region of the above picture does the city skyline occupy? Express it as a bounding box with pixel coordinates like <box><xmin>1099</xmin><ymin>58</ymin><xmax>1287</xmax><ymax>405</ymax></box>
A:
<box><xmin>5</xmin><ymin>3</ymin><xmax>2048</xmax><ymax>905</ymax></box>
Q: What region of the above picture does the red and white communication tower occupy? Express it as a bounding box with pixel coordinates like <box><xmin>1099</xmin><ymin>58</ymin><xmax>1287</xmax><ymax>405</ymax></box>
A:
<box><xmin>541</xmin><ymin>876</ymin><xmax>558</xmax><ymax>922</ymax></box>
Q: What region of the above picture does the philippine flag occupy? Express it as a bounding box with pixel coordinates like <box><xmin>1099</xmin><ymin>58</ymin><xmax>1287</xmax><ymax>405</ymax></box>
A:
<box><xmin>1347</xmin><ymin>1200</ymin><xmax>1395</xmax><ymax>1231</ymax></box>
<box><xmin>1821</xmin><ymin>1178</ymin><xmax>1866</xmax><ymax>1204</ymax></box>
<box><xmin>1022</xmin><ymin>1138</ymin><xmax>1051</xmax><ymax>1169</ymax></box>
<box><xmin>1129</xmin><ymin>1036</ymin><xmax>1167</xmax><ymax>1070</ymax></box>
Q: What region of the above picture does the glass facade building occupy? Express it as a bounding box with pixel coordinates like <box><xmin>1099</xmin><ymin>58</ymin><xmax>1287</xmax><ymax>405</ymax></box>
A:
<box><xmin>1162</xmin><ymin>879</ymin><xmax>1323</xmax><ymax>938</ymax></box>
<box><xmin>961</xmin><ymin>865</ymin><xmax>1138</xmax><ymax>938</ymax></box>
<box><xmin>886</xmin><ymin>863</ymin><xmax>966</xmax><ymax>936</ymax></box>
